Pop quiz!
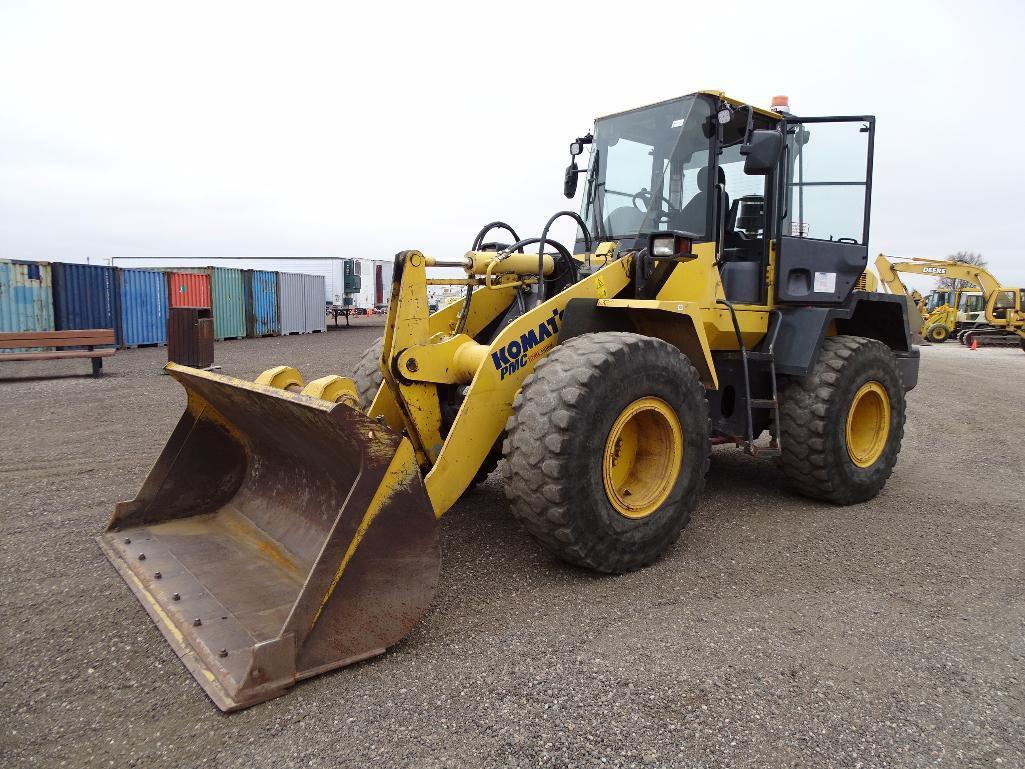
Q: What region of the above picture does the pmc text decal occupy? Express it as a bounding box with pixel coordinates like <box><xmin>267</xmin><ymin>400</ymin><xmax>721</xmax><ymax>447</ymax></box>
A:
<box><xmin>491</xmin><ymin>307</ymin><xmax>564</xmax><ymax>380</ymax></box>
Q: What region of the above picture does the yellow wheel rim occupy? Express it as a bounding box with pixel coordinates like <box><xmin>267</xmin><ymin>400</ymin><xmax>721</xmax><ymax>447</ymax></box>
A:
<box><xmin>602</xmin><ymin>396</ymin><xmax>683</xmax><ymax>519</ymax></box>
<box><xmin>845</xmin><ymin>381</ymin><xmax>891</xmax><ymax>468</ymax></box>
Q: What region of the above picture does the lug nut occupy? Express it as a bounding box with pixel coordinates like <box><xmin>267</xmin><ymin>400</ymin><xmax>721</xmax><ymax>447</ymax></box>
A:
<box><xmin>193</xmin><ymin>618</ymin><xmax>202</xmax><ymax>627</ymax></box>
<box><xmin>219</xmin><ymin>649</ymin><xmax>228</xmax><ymax>658</ymax></box>
<box><xmin>154</xmin><ymin>571</ymin><xmax>162</xmax><ymax>579</ymax></box>
<box><xmin>172</xmin><ymin>593</ymin><xmax>181</xmax><ymax>601</ymax></box>
<box><xmin>124</xmin><ymin>538</ymin><xmax>131</xmax><ymax>544</ymax></box>
<box><xmin>138</xmin><ymin>553</ymin><xmax>146</xmax><ymax>561</ymax></box>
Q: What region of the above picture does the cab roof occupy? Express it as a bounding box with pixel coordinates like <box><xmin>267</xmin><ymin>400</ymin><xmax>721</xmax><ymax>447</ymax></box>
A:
<box><xmin>596</xmin><ymin>90</ymin><xmax>782</xmax><ymax>123</ymax></box>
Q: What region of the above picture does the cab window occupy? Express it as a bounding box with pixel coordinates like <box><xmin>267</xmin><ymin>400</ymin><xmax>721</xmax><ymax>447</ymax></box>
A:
<box><xmin>959</xmin><ymin>293</ymin><xmax>984</xmax><ymax>314</ymax></box>
<box><xmin>782</xmin><ymin>121</ymin><xmax>871</xmax><ymax>243</ymax></box>
<box><xmin>993</xmin><ymin>290</ymin><xmax>1017</xmax><ymax>319</ymax></box>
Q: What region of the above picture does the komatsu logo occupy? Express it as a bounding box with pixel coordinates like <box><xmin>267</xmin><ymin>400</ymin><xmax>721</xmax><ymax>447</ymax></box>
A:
<box><xmin>922</xmin><ymin>266</ymin><xmax>947</xmax><ymax>274</ymax></box>
<box><xmin>491</xmin><ymin>307</ymin><xmax>564</xmax><ymax>380</ymax></box>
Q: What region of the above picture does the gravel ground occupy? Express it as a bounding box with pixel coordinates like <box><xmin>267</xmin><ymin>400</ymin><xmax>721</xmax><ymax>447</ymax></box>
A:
<box><xmin>1</xmin><ymin>326</ymin><xmax>1022</xmax><ymax>768</ymax></box>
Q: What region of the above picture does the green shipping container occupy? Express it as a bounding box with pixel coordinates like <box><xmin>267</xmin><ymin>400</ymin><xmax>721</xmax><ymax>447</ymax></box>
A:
<box><xmin>209</xmin><ymin>267</ymin><xmax>245</xmax><ymax>340</ymax></box>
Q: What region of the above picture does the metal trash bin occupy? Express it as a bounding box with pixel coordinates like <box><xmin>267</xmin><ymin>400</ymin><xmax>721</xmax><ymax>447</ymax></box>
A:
<box><xmin>168</xmin><ymin>307</ymin><xmax>214</xmax><ymax>368</ymax></box>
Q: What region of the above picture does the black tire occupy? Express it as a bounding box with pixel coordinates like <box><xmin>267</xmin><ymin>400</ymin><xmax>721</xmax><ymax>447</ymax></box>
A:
<box><xmin>925</xmin><ymin>324</ymin><xmax>948</xmax><ymax>343</ymax></box>
<box><xmin>351</xmin><ymin>337</ymin><xmax>384</xmax><ymax>410</ymax></box>
<box><xmin>778</xmin><ymin>335</ymin><xmax>906</xmax><ymax>505</ymax></box>
<box><xmin>502</xmin><ymin>332</ymin><xmax>710</xmax><ymax>573</ymax></box>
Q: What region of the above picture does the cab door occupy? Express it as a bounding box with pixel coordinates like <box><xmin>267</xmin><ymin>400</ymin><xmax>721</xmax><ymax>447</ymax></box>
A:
<box><xmin>775</xmin><ymin>116</ymin><xmax>875</xmax><ymax>304</ymax></box>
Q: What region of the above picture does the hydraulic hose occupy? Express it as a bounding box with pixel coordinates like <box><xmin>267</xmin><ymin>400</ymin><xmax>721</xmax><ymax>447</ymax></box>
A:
<box><xmin>536</xmin><ymin>211</ymin><xmax>591</xmax><ymax>302</ymax></box>
<box><xmin>502</xmin><ymin>236</ymin><xmax>576</xmax><ymax>301</ymax></box>
<box><xmin>457</xmin><ymin>222</ymin><xmax>523</xmax><ymax>335</ymax></box>
<box><xmin>472</xmin><ymin>221</ymin><xmax>522</xmax><ymax>252</ymax></box>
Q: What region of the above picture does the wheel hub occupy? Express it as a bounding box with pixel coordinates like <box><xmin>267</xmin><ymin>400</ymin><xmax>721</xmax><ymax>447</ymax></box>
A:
<box><xmin>845</xmin><ymin>381</ymin><xmax>891</xmax><ymax>468</ymax></box>
<box><xmin>602</xmin><ymin>397</ymin><xmax>683</xmax><ymax>519</ymax></box>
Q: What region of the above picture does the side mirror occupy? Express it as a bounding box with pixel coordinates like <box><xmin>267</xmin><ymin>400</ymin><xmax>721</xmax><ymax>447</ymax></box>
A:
<box><xmin>564</xmin><ymin>161</ymin><xmax>579</xmax><ymax>198</ymax></box>
<box><xmin>741</xmin><ymin>130</ymin><xmax>784</xmax><ymax>175</ymax></box>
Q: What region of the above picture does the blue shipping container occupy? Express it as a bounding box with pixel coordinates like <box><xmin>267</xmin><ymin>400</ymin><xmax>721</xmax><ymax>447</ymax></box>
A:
<box><xmin>245</xmin><ymin>270</ymin><xmax>279</xmax><ymax>337</ymax></box>
<box><xmin>52</xmin><ymin>262</ymin><xmax>116</xmax><ymax>332</ymax></box>
<box><xmin>116</xmin><ymin>269</ymin><xmax>168</xmax><ymax>347</ymax></box>
<box><xmin>0</xmin><ymin>259</ymin><xmax>55</xmax><ymax>333</ymax></box>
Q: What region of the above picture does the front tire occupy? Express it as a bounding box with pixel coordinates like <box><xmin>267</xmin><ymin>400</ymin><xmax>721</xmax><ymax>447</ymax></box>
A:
<box><xmin>778</xmin><ymin>335</ymin><xmax>906</xmax><ymax>505</ymax></box>
<box><xmin>351</xmin><ymin>337</ymin><xmax>385</xmax><ymax>409</ymax></box>
<box><xmin>352</xmin><ymin>336</ymin><xmax>499</xmax><ymax>486</ymax></box>
<box><xmin>925</xmin><ymin>323</ymin><xmax>949</xmax><ymax>343</ymax></box>
<box><xmin>503</xmin><ymin>332</ymin><xmax>710</xmax><ymax>573</ymax></box>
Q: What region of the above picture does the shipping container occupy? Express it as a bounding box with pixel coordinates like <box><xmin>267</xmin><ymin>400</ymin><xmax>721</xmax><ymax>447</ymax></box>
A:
<box><xmin>167</xmin><ymin>271</ymin><xmax>212</xmax><ymax>309</ymax></box>
<box><xmin>116</xmin><ymin>269</ymin><xmax>168</xmax><ymax>347</ymax></box>
<box><xmin>304</xmin><ymin>274</ymin><xmax>327</xmax><ymax>332</ymax></box>
<box><xmin>244</xmin><ymin>270</ymin><xmax>279</xmax><ymax>337</ymax></box>
<box><xmin>209</xmin><ymin>267</ymin><xmax>246</xmax><ymax>340</ymax></box>
<box><xmin>51</xmin><ymin>262</ymin><xmax>116</xmax><ymax>332</ymax></box>
<box><xmin>278</xmin><ymin>272</ymin><xmax>306</xmax><ymax>334</ymax></box>
<box><xmin>277</xmin><ymin>272</ymin><xmax>325</xmax><ymax>334</ymax></box>
<box><xmin>0</xmin><ymin>259</ymin><xmax>55</xmax><ymax>333</ymax></box>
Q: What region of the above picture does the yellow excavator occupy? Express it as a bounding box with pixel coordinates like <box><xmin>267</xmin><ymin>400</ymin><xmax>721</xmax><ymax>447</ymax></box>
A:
<box><xmin>875</xmin><ymin>255</ymin><xmax>1023</xmax><ymax>346</ymax></box>
<box><xmin>100</xmin><ymin>91</ymin><xmax>921</xmax><ymax>710</ymax></box>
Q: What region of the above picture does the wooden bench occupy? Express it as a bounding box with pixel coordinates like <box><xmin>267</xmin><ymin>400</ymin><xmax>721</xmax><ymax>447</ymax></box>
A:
<box><xmin>0</xmin><ymin>329</ymin><xmax>117</xmax><ymax>376</ymax></box>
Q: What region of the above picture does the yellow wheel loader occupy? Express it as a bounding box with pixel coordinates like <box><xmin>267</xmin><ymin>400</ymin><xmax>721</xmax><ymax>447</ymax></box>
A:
<box><xmin>99</xmin><ymin>91</ymin><xmax>921</xmax><ymax>710</ymax></box>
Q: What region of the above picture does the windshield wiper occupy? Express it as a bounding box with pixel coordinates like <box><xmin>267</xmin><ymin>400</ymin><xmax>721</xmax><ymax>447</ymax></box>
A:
<box><xmin>586</xmin><ymin>149</ymin><xmax>606</xmax><ymax>240</ymax></box>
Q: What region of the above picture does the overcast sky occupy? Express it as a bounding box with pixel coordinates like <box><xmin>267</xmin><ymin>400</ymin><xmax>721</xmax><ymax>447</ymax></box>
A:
<box><xmin>1</xmin><ymin>0</ymin><xmax>1023</xmax><ymax>291</ymax></box>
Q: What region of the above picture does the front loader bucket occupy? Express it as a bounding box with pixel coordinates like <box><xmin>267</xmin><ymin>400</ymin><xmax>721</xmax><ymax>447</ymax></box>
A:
<box><xmin>97</xmin><ymin>363</ymin><xmax>440</xmax><ymax>711</ymax></box>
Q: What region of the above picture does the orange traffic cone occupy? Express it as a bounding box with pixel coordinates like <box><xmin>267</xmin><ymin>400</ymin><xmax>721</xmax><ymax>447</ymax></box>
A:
<box><xmin>970</xmin><ymin>338</ymin><xmax>978</xmax><ymax>351</ymax></box>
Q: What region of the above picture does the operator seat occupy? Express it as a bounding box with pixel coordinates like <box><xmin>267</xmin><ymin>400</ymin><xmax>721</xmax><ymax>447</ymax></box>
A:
<box><xmin>677</xmin><ymin>166</ymin><xmax>727</xmax><ymax>237</ymax></box>
<box><xmin>604</xmin><ymin>204</ymin><xmax>645</xmax><ymax>236</ymax></box>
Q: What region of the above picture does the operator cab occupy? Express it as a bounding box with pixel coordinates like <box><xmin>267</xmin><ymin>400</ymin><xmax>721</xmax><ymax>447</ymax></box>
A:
<box><xmin>926</xmin><ymin>289</ymin><xmax>956</xmax><ymax>312</ymax></box>
<box><xmin>572</xmin><ymin>91</ymin><xmax>875</xmax><ymax>308</ymax></box>
<box><xmin>576</xmin><ymin>94</ymin><xmax>774</xmax><ymax>249</ymax></box>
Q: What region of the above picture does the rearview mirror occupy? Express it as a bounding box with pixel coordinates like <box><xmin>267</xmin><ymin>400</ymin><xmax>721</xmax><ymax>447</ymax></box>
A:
<box><xmin>564</xmin><ymin>161</ymin><xmax>579</xmax><ymax>198</ymax></box>
<box><xmin>741</xmin><ymin>130</ymin><xmax>783</xmax><ymax>175</ymax></box>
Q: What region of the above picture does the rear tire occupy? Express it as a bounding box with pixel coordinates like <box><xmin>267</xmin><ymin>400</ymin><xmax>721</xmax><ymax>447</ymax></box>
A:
<box><xmin>503</xmin><ymin>332</ymin><xmax>710</xmax><ymax>573</ymax></box>
<box><xmin>925</xmin><ymin>324</ymin><xmax>949</xmax><ymax>343</ymax></box>
<box><xmin>778</xmin><ymin>335</ymin><xmax>906</xmax><ymax>505</ymax></box>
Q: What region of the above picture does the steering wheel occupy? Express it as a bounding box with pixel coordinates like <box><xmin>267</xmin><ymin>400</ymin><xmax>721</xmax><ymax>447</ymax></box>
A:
<box><xmin>632</xmin><ymin>188</ymin><xmax>672</xmax><ymax>213</ymax></box>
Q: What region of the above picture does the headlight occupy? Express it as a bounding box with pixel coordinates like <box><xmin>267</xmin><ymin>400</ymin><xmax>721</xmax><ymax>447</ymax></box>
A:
<box><xmin>651</xmin><ymin>236</ymin><xmax>676</xmax><ymax>257</ymax></box>
<box><xmin>648</xmin><ymin>232</ymin><xmax>694</xmax><ymax>260</ymax></box>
